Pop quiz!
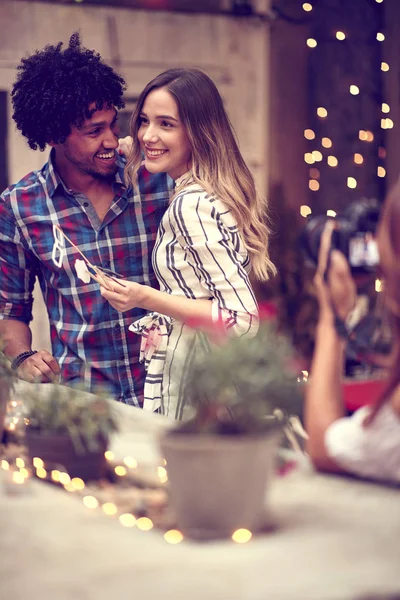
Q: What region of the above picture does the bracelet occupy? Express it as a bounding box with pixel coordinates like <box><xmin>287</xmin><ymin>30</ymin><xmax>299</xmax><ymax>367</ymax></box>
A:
<box><xmin>11</xmin><ymin>350</ymin><xmax>38</xmax><ymax>372</ymax></box>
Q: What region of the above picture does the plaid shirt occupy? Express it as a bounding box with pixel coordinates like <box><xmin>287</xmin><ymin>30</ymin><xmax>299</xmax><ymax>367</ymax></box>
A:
<box><xmin>0</xmin><ymin>152</ymin><xmax>170</xmax><ymax>405</ymax></box>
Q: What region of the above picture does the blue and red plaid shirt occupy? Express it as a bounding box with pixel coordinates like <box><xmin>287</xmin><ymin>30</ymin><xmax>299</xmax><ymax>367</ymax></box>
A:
<box><xmin>0</xmin><ymin>152</ymin><xmax>170</xmax><ymax>405</ymax></box>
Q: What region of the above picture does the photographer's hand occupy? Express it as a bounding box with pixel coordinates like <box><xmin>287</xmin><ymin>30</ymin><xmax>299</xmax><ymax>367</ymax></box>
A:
<box><xmin>314</xmin><ymin>222</ymin><xmax>357</xmax><ymax>322</ymax></box>
<box><xmin>305</xmin><ymin>222</ymin><xmax>355</xmax><ymax>474</ymax></box>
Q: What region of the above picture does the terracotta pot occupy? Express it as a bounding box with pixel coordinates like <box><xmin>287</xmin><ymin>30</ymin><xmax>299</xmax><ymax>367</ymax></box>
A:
<box><xmin>0</xmin><ymin>382</ymin><xmax>11</xmax><ymax>443</ymax></box>
<box><xmin>159</xmin><ymin>431</ymin><xmax>281</xmax><ymax>540</ymax></box>
<box><xmin>25</xmin><ymin>430</ymin><xmax>108</xmax><ymax>482</ymax></box>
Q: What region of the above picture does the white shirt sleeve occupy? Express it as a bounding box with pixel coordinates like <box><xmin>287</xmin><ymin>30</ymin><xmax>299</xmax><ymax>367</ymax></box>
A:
<box><xmin>325</xmin><ymin>403</ymin><xmax>400</xmax><ymax>484</ymax></box>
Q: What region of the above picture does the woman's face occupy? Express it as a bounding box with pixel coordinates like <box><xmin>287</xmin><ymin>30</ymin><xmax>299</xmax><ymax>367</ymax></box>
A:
<box><xmin>137</xmin><ymin>87</ymin><xmax>192</xmax><ymax>180</ymax></box>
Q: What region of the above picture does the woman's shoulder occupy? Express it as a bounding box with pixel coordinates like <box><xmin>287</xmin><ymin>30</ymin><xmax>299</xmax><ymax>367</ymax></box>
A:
<box><xmin>172</xmin><ymin>184</ymin><xmax>232</xmax><ymax>220</ymax></box>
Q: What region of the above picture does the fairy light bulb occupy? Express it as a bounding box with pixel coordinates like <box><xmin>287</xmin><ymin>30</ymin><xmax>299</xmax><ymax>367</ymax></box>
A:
<box><xmin>300</xmin><ymin>205</ymin><xmax>312</xmax><ymax>218</ymax></box>
<box><xmin>347</xmin><ymin>177</ymin><xmax>357</xmax><ymax>189</ymax></box>
<box><xmin>307</xmin><ymin>38</ymin><xmax>317</xmax><ymax>48</ymax></box>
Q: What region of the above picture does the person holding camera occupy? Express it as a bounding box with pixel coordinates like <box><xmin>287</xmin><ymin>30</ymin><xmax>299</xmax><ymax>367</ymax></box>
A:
<box><xmin>305</xmin><ymin>185</ymin><xmax>400</xmax><ymax>484</ymax></box>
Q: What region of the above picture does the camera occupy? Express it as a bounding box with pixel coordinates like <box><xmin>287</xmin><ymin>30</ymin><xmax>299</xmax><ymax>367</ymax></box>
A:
<box><xmin>300</xmin><ymin>198</ymin><xmax>381</xmax><ymax>275</ymax></box>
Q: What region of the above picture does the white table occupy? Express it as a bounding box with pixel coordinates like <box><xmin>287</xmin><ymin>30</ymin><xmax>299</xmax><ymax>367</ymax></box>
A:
<box><xmin>1</xmin><ymin>384</ymin><xmax>399</xmax><ymax>600</ymax></box>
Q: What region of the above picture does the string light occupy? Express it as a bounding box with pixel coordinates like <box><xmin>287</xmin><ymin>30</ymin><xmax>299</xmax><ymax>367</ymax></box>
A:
<box><xmin>119</xmin><ymin>513</ymin><xmax>136</xmax><ymax>527</ymax></box>
<box><xmin>309</xmin><ymin>180</ymin><xmax>319</xmax><ymax>191</ymax></box>
<box><xmin>354</xmin><ymin>153</ymin><xmax>363</xmax><ymax>164</ymax></box>
<box><xmin>317</xmin><ymin>107</ymin><xmax>328</xmax><ymax>118</ymax></box>
<box><xmin>366</xmin><ymin>131</ymin><xmax>374</xmax><ymax>142</ymax></box>
<box><xmin>382</xmin><ymin>103</ymin><xmax>390</xmax><ymax>113</ymax></box>
<box><xmin>12</xmin><ymin>471</ymin><xmax>25</xmax><ymax>485</ymax></box>
<box><xmin>309</xmin><ymin>167</ymin><xmax>320</xmax><ymax>179</ymax></box>
<box><xmin>123</xmin><ymin>456</ymin><xmax>138</xmax><ymax>469</ymax></box>
<box><xmin>375</xmin><ymin>0</ymin><xmax>383</xmax><ymax>3</ymax></box>
<box><xmin>375</xmin><ymin>279</ymin><xmax>383</xmax><ymax>292</ymax></box>
<box><xmin>232</xmin><ymin>529</ymin><xmax>252</xmax><ymax>544</ymax></box>
<box><xmin>326</xmin><ymin>210</ymin><xmax>337</xmax><ymax>217</ymax></box>
<box><xmin>378</xmin><ymin>147</ymin><xmax>387</xmax><ymax>159</ymax></box>
<box><xmin>307</xmin><ymin>38</ymin><xmax>317</xmax><ymax>48</ymax></box>
<box><xmin>71</xmin><ymin>477</ymin><xmax>85</xmax><ymax>490</ymax></box>
<box><xmin>104</xmin><ymin>450</ymin><xmax>114</xmax><ymax>461</ymax></box>
<box><xmin>164</xmin><ymin>529</ymin><xmax>184</xmax><ymax>544</ymax></box>
<box><xmin>381</xmin><ymin>62</ymin><xmax>390</xmax><ymax>72</ymax></box>
<box><xmin>304</xmin><ymin>128</ymin><xmax>315</xmax><ymax>140</ymax></box>
<box><xmin>51</xmin><ymin>470</ymin><xmax>61</xmax><ymax>482</ymax></box>
<box><xmin>312</xmin><ymin>150</ymin><xmax>323</xmax><ymax>162</ymax></box>
<box><xmin>327</xmin><ymin>156</ymin><xmax>338</xmax><ymax>167</ymax></box>
<box><xmin>36</xmin><ymin>467</ymin><xmax>47</xmax><ymax>479</ymax></box>
<box><xmin>157</xmin><ymin>466</ymin><xmax>168</xmax><ymax>483</ymax></box>
<box><xmin>376</xmin><ymin>32</ymin><xmax>385</xmax><ymax>41</ymax></box>
<box><xmin>321</xmin><ymin>137</ymin><xmax>332</xmax><ymax>148</ymax></box>
<box><xmin>136</xmin><ymin>517</ymin><xmax>154</xmax><ymax>531</ymax></box>
<box><xmin>1</xmin><ymin>460</ymin><xmax>10</xmax><ymax>471</ymax></box>
<box><xmin>114</xmin><ymin>465</ymin><xmax>127</xmax><ymax>477</ymax></box>
<box><xmin>349</xmin><ymin>85</ymin><xmax>359</xmax><ymax>95</ymax></box>
<box><xmin>83</xmin><ymin>495</ymin><xmax>99</xmax><ymax>509</ymax></box>
<box><xmin>336</xmin><ymin>31</ymin><xmax>346</xmax><ymax>40</ymax></box>
<box><xmin>102</xmin><ymin>502</ymin><xmax>118</xmax><ymax>516</ymax></box>
<box><xmin>347</xmin><ymin>177</ymin><xmax>357</xmax><ymax>189</ymax></box>
<box><xmin>300</xmin><ymin>205</ymin><xmax>312</xmax><ymax>217</ymax></box>
<box><xmin>304</xmin><ymin>152</ymin><xmax>315</xmax><ymax>164</ymax></box>
<box><xmin>302</xmin><ymin>2</ymin><xmax>312</xmax><ymax>11</ymax></box>
<box><xmin>377</xmin><ymin>166</ymin><xmax>386</xmax><ymax>177</ymax></box>
<box><xmin>381</xmin><ymin>118</ymin><xmax>394</xmax><ymax>129</ymax></box>
<box><xmin>15</xmin><ymin>458</ymin><xmax>25</xmax><ymax>469</ymax></box>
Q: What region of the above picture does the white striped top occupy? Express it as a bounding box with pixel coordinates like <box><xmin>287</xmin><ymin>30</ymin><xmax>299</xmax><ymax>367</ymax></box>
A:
<box><xmin>130</xmin><ymin>180</ymin><xmax>259</xmax><ymax>419</ymax></box>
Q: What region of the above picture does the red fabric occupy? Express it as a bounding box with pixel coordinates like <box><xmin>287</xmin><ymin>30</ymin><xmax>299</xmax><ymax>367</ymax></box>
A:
<box><xmin>342</xmin><ymin>379</ymin><xmax>386</xmax><ymax>412</ymax></box>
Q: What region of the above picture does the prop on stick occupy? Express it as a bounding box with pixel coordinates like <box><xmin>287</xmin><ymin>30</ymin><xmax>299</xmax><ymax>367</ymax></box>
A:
<box><xmin>51</xmin><ymin>225</ymin><xmax>126</xmax><ymax>290</ymax></box>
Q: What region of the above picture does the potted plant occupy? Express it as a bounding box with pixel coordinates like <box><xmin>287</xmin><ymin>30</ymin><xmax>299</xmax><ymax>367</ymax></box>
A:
<box><xmin>0</xmin><ymin>342</ymin><xmax>17</xmax><ymax>443</ymax></box>
<box><xmin>159</xmin><ymin>321</ymin><xmax>303</xmax><ymax>540</ymax></box>
<box><xmin>24</xmin><ymin>384</ymin><xmax>118</xmax><ymax>481</ymax></box>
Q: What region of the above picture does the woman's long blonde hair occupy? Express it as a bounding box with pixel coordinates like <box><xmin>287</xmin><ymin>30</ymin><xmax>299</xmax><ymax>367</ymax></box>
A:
<box><xmin>125</xmin><ymin>68</ymin><xmax>276</xmax><ymax>281</ymax></box>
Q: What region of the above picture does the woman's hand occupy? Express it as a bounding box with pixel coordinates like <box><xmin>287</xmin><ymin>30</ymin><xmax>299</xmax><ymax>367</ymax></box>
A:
<box><xmin>314</xmin><ymin>222</ymin><xmax>357</xmax><ymax>322</ymax></box>
<box><xmin>100</xmin><ymin>277</ymin><xmax>147</xmax><ymax>312</ymax></box>
<box><xmin>117</xmin><ymin>136</ymin><xmax>133</xmax><ymax>158</ymax></box>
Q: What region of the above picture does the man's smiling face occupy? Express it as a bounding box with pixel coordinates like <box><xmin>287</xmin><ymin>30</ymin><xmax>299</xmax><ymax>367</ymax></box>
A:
<box><xmin>55</xmin><ymin>104</ymin><xmax>120</xmax><ymax>181</ymax></box>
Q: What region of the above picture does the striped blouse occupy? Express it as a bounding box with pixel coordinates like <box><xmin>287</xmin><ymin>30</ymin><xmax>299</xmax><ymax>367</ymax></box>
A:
<box><xmin>130</xmin><ymin>180</ymin><xmax>259</xmax><ymax>419</ymax></box>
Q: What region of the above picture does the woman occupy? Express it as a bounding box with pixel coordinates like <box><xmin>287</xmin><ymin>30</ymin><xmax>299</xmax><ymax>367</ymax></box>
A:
<box><xmin>100</xmin><ymin>68</ymin><xmax>276</xmax><ymax>418</ymax></box>
<box><xmin>305</xmin><ymin>183</ymin><xmax>400</xmax><ymax>484</ymax></box>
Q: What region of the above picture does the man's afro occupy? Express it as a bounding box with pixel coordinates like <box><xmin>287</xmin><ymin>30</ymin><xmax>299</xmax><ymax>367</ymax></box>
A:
<box><xmin>11</xmin><ymin>32</ymin><xmax>126</xmax><ymax>150</ymax></box>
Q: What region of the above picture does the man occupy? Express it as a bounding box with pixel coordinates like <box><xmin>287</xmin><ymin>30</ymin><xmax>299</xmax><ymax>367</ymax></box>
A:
<box><xmin>0</xmin><ymin>33</ymin><xmax>169</xmax><ymax>405</ymax></box>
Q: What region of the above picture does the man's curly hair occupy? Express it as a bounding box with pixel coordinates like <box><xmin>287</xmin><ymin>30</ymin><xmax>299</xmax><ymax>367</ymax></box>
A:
<box><xmin>11</xmin><ymin>32</ymin><xmax>126</xmax><ymax>151</ymax></box>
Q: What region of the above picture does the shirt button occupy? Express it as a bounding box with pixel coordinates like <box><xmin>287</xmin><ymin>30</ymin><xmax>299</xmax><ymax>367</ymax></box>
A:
<box><xmin>114</xmin><ymin>323</ymin><xmax>120</xmax><ymax>329</ymax></box>
<box><xmin>83</xmin><ymin>202</ymin><xmax>89</xmax><ymax>208</ymax></box>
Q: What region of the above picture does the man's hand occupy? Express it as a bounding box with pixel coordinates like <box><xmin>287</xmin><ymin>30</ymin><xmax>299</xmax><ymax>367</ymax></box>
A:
<box><xmin>16</xmin><ymin>349</ymin><xmax>61</xmax><ymax>383</ymax></box>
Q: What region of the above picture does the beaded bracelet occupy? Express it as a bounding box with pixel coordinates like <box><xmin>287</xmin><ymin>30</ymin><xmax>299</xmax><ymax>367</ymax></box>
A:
<box><xmin>11</xmin><ymin>350</ymin><xmax>38</xmax><ymax>372</ymax></box>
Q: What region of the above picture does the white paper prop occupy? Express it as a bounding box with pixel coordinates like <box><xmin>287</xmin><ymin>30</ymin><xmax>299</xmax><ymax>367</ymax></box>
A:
<box><xmin>51</xmin><ymin>224</ymin><xmax>66</xmax><ymax>268</ymax></box>
<box><xmin>75</xmin><ymin>259</ymin><xmax>91</xmax><ymax>284</ymax></box>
